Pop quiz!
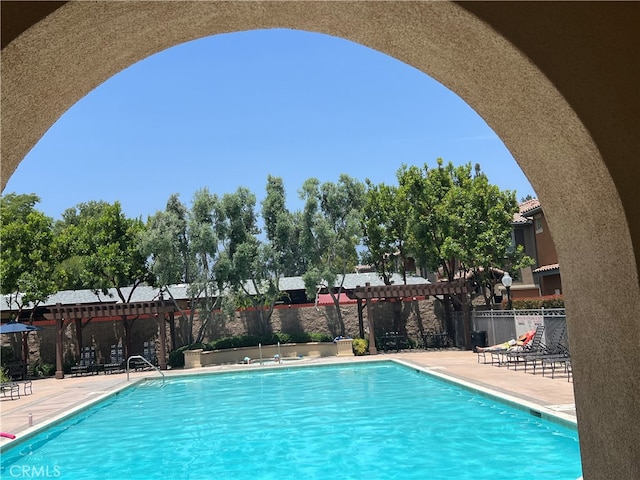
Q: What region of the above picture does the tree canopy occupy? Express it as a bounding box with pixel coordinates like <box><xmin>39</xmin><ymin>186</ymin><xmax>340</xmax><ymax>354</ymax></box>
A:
<box><xmin>0</xmin><ymin>193</ymin><xmax>57</xmax><ymax>320</ymax></box>
<box><xmin>140</xmin><ymin>189</ymin><xmax>224</xmax><ymax>344</ymax></box>
<box><xmin>2</xmin><ymin>159</ymin><xmax>536</xmax><ymax>347</ymax></box>
<box><xmin>395</xmin><ymin>159</ymin><xmax>534</xmax><ymax>306</ymax></box>
<box><xmin>299</xmin><ymin>174</ymin><xmax>365</xmax><ymax>336</ymax></box>
<box><xmin>54</xmin><ymin>200</ymin><xmax>150</xmax><ymax>302</ymax></box>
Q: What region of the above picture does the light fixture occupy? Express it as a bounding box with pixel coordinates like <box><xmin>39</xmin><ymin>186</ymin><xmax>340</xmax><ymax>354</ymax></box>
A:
<box><xmin>501</xmin><ymin>272</ymin><xmax>513</xmax><ymax>310</ymax></box>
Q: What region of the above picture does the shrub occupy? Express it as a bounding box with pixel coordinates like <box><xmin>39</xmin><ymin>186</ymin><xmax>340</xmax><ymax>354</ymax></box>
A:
<box><xmin>28</xmin><ymin>360</ymin><xmax>56</xmax><ymax>377</ymax></box>
<box><xmin>208</xmin><ymin>332</ymin><xmax>333</xmax><ymax>351</ymax></box>
<box><xmin>511</xmin><ymin>294</ymin><xmax>565</xmax><ymax>310</ymax></box>
<box><xmin>352</xmin><ymin>338</ymin><xmax>368</xmax><ymax>356</ymax></box>
<box><xmin>210</xmin><ymin>336</ymin><xmax>260</xmax><ymax>350</ymax></box>
<box><xmin>168</xmin><ymin>349</ymin><xmax>186</xmax><ymax>369</ymax></box>
<box><xmin>308</xmin><ymin>332</ymin><xmax>333</xmax><ymax>342</ymax></box>
<box><xmin>0</xmin><ymin>345</ymin><xmax>14</xmax><ymax>365</ymax></box>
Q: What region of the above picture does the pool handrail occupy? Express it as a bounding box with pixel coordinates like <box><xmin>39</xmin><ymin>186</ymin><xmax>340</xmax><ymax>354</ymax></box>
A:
<box><xmin>126</xmin><ymin>355</ymin><xmax>165</xmax><ymax>384</ymax></box>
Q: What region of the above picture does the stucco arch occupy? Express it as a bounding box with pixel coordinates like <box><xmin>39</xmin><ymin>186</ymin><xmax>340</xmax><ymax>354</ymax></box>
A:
<box><xmin>2</xmin><ymin>2</ymin><xmax>638</xmax><ymax>478</ymax></box>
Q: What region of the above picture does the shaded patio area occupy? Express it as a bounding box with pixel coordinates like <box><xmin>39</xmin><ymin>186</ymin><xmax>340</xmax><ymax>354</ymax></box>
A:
<box><xmin>44</xmin><ymin>300</ymin><xmax>177</xmax><ymax>378</ymax></box>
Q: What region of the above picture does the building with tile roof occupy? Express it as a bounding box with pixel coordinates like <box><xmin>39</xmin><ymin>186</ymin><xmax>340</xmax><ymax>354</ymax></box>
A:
<box><xmin>511</xmin><ymin>199</ymin><xmax>562</xmax><ymax>297</ymax></box>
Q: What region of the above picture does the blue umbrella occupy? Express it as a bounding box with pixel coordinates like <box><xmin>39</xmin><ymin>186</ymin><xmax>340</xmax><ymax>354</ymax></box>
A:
<box><xmin>0</xmin><ymin>321</ymin><xmax>42</xmax><ymax>334</ymax></box>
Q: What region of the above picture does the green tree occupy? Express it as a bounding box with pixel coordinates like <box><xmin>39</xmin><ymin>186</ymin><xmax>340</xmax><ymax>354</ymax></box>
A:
<box><xmin>141</xmin><ymin>190</ymin><xmax>223</xmax><ymax>345</ymax></box>
<box><xmin>54</xmin><ymin>201</ymin><xmax>151</xmax><ymax>358</ymax></box>
<box><xmin>261</xmin><ymin>175</ymin><xmax>306</xmax><ymax>276</ymax></box>
<box><xmin>0</xmin><ymin>193</ymin><xmax>57</xmax><ymax>365</ymax></box>
<box><xmin>454</xmin><ymin>165</ymin><xmax>535</xmax><ymax>305</ymax></box>
<box><xmin>54</xmin><ymin>201</ymin><xmax>150</xmax><ymax>298</ymax></box>
<box><xmin>361</xmin><ymin>180</ymin><xmax>412</xmax><ymax>285</ymax></box>
<box><xmin>299</xmin><ymin>174</ymin><xmax>365</xmax><ymax>336</ymax></box>
<box><xmin>398</xmin><ymin>159</ymin><xmax>534</xmax><ymax>346</ymax></box>
<box><xmin>216</xmin><ymin>187</ymin><xmax>284</xmax><ymax>336</ymax></box>
<box><xmin>0</xmin><ymin>193</ymin><xmax>57</xmax><ymax>322</ymax></box>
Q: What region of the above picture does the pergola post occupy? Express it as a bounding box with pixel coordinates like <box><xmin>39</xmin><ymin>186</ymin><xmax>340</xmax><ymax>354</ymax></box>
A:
<box><xmin>55</xmin><ymin>317</ymin><xmax>64</xmax><ymax>379</ymax></box>
<box><xmin>365</xmin><ymin>283</ymin><xmax>377</xmax><ymax>355</ymax></box>
<box><xmin>158</xmin><ymin>308</ymin><xmax>167</xmax><ymax>370</ymax></box>
<box><xmin>356</xmin><ymin>298</ymin><xmax>364</xmax><ymax>339</ymax></box>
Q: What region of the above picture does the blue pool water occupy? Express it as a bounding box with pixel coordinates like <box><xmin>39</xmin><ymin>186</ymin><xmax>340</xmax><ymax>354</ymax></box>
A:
<box><xmin>1</xmin><ymin>362</ymin><xmax>582</xmax><ymax>479</ymax></box>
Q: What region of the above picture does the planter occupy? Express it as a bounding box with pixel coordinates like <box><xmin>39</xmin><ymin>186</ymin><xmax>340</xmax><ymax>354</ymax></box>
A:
<box><xmin>183</xmin><ymin>341</ymin><xmax>353</xmax><ymax>368</ymax></box>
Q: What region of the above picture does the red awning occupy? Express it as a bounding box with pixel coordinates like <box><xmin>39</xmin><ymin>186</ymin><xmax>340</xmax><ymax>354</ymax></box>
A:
<box><xmin>316</xmin><ymin>293</ymin><xmax>357</xmax><ymax>305</ymax></box>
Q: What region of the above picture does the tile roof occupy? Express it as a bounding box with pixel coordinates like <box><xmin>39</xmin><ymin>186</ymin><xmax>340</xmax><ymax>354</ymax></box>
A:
<box><xmin>2</xmin><ymin>273</ymin><xmax>429</xmax><ymax>311</ymax></box>
<box><xmin>533</xmin><ymin>263</ymin><xmax>560</xmax><ymax>273</ymax></box>
<box><xmin>513</xmin><ymin>198</ymin><xmax>541</xmax><ymax>224</ymax></box>
<box><xmin>1</xmin><ymin>284</ymin><xmax>197</xmax><ymax>312</ymax></box>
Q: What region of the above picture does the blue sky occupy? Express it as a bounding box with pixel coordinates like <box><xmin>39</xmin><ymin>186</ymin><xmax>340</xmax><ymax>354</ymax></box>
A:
<box><xmin>4</xmin><ymin>29</ymin><xmax>535</xmax><ymax>221</ymax></box>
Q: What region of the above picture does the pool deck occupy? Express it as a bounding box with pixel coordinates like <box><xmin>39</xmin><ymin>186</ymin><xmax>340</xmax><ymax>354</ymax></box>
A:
<box><xmin>0</xmin><ymin>350</ymin><xmax>576</xmax><ymax>447</ymax></box>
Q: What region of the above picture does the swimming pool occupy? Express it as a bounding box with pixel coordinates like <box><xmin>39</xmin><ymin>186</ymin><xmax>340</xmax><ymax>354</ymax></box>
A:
<box><xmin>0</xmin><ymin>361</ymin><xmax>582</xmax><ymax>479</ymax></box>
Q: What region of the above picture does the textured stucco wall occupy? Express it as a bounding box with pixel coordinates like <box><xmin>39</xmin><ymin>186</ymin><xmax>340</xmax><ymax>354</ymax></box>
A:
<box><xmin>2</xmin><ymin>2</ymin><xmax>639</xmax><ymax>478</ymax></box>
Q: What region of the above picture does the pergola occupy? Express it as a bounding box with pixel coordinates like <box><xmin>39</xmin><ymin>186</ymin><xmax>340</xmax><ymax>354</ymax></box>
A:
<box><xmin>352</xmin><ymin>281</ymin><xmax>472</xmax><ymax>353</ymax></box>
<box><xmin>44</xmin><ymin>300</ymin><xmax>177</xmax><ymax>379</ymax></box>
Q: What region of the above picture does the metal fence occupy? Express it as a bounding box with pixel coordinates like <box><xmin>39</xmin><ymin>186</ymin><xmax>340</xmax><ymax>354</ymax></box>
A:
<box><xmin>473</xmin><ymin>308</ymin><xmax>567</xmax><ymax>348</ymax></box>
<box><xmin>452</xmin><ymin>308</ymin><xmax>568</xmax><ymax>350</ymax></box>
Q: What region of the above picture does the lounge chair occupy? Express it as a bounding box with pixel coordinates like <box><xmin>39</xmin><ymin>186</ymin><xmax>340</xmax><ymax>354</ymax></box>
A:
<box><xmin>512</xmin><ymin>325</ymin><xmax>568</xmax><ymax>373</ymax></box>
<box><xmin>541</xmin><ymin>354</ymin><xmax>572</xmax><ymax>379</ymax></box>
<box><xmin>522</xmin><ymin>327</ymin><xmax>570</xmax><ymax>376</ymax></box>
<box><xmin>477</xmin><ymin>325</ymin><xmax>545</xmax><ymax>366</ymax></box>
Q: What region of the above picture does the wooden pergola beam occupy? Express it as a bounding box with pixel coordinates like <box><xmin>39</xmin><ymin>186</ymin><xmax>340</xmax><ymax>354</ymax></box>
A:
<box><xmin>44</xmin><ymin>301</ymin><xmax>175</xmax><ymax>319</ymax></box>
<box><xmin>44</xmin><ymin>301</ymin><xmax>176</xmax><ymax>379</ymax></box>
<box><xmin>352</xmin><ymin>281</ymin><xmax>470</xmax><ymax>299</ymax></box>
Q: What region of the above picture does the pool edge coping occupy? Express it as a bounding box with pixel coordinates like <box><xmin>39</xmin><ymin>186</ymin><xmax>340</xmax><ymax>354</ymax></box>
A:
<box><xmin>392</xmin><ymin>358</ymin><xmax>578</xmax><ymax>430</ymax></box>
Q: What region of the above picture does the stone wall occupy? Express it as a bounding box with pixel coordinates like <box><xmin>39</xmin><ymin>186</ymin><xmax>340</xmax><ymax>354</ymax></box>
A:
<box><xmin>205</xmin><ymin>297</ymin><xmax>442</xmax><ymax>344</ymax></box>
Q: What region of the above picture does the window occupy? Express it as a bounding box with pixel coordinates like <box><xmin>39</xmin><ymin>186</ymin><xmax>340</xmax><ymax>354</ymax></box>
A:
<box><xmin>535</xmin><ymin>215</ymin><xmax>543</xmax><ymax>233</ymax></box>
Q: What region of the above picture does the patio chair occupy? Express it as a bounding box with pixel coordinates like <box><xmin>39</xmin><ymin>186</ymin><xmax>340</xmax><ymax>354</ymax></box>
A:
<box><xmin>103</xmin><ymin>344</ymin><xmax>125</xmax><ymax>374</ymax></box>
<box><xmin>19</xmin><ymin>379</ymin><xmax>33</xmax><ymax>395</ymax></box>
<box><xmin>522</xmin><ymin>328</ymin><xmax>570</xmax><ymax>375</ymax></box>
<box><xmin>71</xmin><ymin>346</ymin><xmax>99</xmax><ymax>376</ymax></box>
<box><xmin>143</xmin><ymin>341</ymin><xmax>157</xmax><ymax>365</ymax></box>
<box><xmin>381</xmin><ymin>332</ymin><xmax>408</xmax><ymax>352</ymax></box>
<box><xmin>130</xmin><ymin>342</ymin><xmax>157</xmax><ymax>371</ymax></box>
<box><xmin>424</xmin><ymin>331</ymin><xmax>451</xmax><ymax>349</ymax></box>
<box><xmin>500</xmin><ymin>325</ymin><xmax>547</xmax><ymax>368</ymax></box>
<box><xmin>0</xmin><ymin>382</ymin><xmax>20</xmax><ymax>400</ymax></box>
<box><xmin>7</xmin><ymin>362</ymin><xmax>27</xmax><ymax>381</ymax></box>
